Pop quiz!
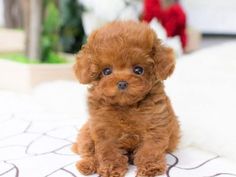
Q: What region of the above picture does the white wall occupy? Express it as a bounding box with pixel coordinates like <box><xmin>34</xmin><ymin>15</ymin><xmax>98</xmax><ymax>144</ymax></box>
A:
<box><xmin>181</xmin><ymin>0</ymin><xmax>236</xmax><ymax>34</ymax></box>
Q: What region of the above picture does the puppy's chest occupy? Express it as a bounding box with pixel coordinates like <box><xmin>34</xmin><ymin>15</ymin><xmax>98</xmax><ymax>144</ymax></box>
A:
<box><xmin>103</xmin><ymin>105</ymin><xmax>155</xmax><ymax>132</ymax></box>
<box><xmin>114</xmin><ymin>109</ymin><xmax>150</xmax><ymax>135</ymax></box>
<box><xmin>115</xmin><ymin>113</ymin><xmax>142</xmax><ymax>149</ymax></box>
<box><xmin>115</xmin><ymin>108</ymin><xmax>147</xmax><ymax>127</ymax></box>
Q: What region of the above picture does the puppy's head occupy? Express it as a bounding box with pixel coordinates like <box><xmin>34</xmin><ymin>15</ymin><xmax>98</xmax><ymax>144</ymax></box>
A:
<box><xmin>75</xmin><ymin>21</ymin><xmax>175</xmax><ymax>106</ymax></box>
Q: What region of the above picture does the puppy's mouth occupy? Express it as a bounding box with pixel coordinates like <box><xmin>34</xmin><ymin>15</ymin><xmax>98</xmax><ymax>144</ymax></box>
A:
<box><xmin>107</xmin><ymin>94</ymin><xmax>144</xmax><ymax>106</ymax></box>
<box><xmin>102</xmin><ymin>85</ymin><xmax>151</xmax><ymax>106</ymax></box>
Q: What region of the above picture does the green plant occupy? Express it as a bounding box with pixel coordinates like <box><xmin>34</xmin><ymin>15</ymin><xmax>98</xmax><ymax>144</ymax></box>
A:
<box><xmin>1</xmin><ymin>0</ymin><xmax>85</xmax><ymax>64</ymax></box>
<box><xmin>41</xmin><ymin>0</ymin><xmax>66</xmax><ymax>63</ymax></box>
<box><xmin>0</xmin><ymin>53</ymin><xmax>39</xmax><ymax>64</ymax></box>
<box><xmin>59</xmin><ymin>0</ymin><xmax>85</xmax><ymax>53</ymax></box>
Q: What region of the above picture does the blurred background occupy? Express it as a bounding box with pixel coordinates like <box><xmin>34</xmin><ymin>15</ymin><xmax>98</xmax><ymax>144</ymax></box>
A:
<box><xmin>0</xmin><ymin>0</ymin><xmax>236</xmax><ymax>90</ymax></box>
<box><xmin>0</xmin><ymin>0</ymin><xmax>236</xmax><ymax>63</ymax></box>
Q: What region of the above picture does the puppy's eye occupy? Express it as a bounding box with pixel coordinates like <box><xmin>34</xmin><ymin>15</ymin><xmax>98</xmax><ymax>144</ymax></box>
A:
<box><xmin>102</xmin><ymin>67</ymin><xmax>112</xmax><ymax>76</ymax></box>
<box><xmin>133</xmin><ymin>66</ymin><xmax>144</xmax><ymax>75</ymax></box>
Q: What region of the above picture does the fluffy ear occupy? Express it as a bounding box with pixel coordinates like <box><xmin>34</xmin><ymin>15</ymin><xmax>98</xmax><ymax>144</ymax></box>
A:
<box><xmin>74</xmin><ymin>47</ymin><xmax>98</xmax><ymax>84</ymax></box>
<box><xmin>152</xmin><ymin>39</ymin><xmax>175</xmax><ymax>80</ymax></box>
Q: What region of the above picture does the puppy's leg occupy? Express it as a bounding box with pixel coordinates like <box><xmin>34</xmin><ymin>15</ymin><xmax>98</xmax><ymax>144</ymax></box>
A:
<box><xmin>95</xmin><ymin>140</ymin><xmax>128</xmax><ymax>177</ymax></box>
<box><xmin>72</xmin><ymin>123</ymin><xmax>97</xmax><ymax>175</ymax></box>
<box><xmin>134</xmin><ymin>135</ymin><xmax>168</xmax><ymax>177</ymax></box>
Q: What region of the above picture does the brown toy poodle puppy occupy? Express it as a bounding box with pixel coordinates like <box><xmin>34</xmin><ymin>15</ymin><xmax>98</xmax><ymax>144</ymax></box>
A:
<box><xmin>72</xmin><ymin>21</ymin><xmax>180</xmax><ymax>177</ymax></box>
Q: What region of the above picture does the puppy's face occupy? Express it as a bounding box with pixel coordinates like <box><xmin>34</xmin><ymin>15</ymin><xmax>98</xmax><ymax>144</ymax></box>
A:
<box><xmin>90</xmin><ymin>47</ymin><xmax>155</xmax><ymax>106</ymax></box>
<box><xmin>75</xmin><ymin>21</ymin><xmax>175</xmax><ymax>106</ymax></box>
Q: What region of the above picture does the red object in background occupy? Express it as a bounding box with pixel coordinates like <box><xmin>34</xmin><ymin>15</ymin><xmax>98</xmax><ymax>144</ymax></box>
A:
<box><xmin>143</xmin><ymin>0</ymin><xmax>187</xmax><ymax>49</ymax></box>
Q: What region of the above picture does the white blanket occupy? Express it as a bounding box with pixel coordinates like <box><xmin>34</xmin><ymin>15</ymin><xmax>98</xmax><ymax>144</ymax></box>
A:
<box><xmin>166</xmin><ymin>42</ymin><xmax>236</xmax><ymax>161</ymax></box>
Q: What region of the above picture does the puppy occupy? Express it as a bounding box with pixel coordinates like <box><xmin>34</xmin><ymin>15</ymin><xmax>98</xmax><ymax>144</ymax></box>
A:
<box><xmin>72</xmin><ymin>21</ymin><xmax>180</xmax><ymax>177</ymax></box>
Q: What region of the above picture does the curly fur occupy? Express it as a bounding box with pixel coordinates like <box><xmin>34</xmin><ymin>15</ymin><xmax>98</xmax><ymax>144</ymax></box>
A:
<box><xmin>72</xmin><ymin>21</ymin><xmax>180</xmax><ymax>177</ymax></box>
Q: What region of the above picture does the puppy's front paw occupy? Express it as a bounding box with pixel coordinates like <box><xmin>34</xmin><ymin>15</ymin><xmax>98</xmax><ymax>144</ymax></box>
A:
<box><xmin>97</xmin><ymin>156</ymin><xmax>128</xmax><ymax>177</ymax></box>
<box><xmin>98</xmin><ymin>165</ymin><xmax>127</xmax><ymax>177</ymax></box>
<box><xmin>136</xmin><ymin>162</ymin><xmax>166</xmax><ymax>177</ymax></box>
<box><xmin>76</xmin><ymin>157</ymin><xmax>97</xmax><ymax>175</ymax></box>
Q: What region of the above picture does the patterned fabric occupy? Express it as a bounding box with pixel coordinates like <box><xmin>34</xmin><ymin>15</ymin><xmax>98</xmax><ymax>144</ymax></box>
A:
<box><xmin>1</xmin><ymin>114</ymin><xmax>236</xmax><ymax>177</ymax></box>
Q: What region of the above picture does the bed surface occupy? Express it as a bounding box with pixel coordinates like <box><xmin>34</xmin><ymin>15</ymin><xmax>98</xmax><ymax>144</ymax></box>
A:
<box><xmin>1</xmin><ymin>115</ymin><xmax>236</xmax><ymax>177</ymax></box>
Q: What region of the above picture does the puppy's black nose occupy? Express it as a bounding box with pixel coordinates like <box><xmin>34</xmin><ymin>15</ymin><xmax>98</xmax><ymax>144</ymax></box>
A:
<box><xmin>117</xmin><ymin>81</ymin><xmax>128</xmax><ymax>90</ymax></box>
